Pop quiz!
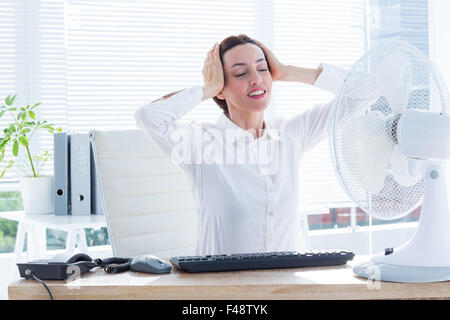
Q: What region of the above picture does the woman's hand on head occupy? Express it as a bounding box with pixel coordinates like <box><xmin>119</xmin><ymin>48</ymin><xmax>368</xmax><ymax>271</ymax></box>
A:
<box><xmin>254</xmin><ymin>40</ymin><xmax>287</xmax><ymax>82</ymax></box>
<box><xmin>201</xmin><ymin>43</ymin><xmax>225</xmax><ymax>101</ymax></box>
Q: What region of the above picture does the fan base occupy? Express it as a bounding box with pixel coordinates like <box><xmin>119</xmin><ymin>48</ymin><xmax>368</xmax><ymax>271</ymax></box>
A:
<box><xmin>353</xmin><ymin>259</ymin><xmax>450</xmax><ymax>283</ymax></box>
<box><xmin>353</xmin><ymin>163</ymin><xmax>450</xmax><ymax>282</ymax></box>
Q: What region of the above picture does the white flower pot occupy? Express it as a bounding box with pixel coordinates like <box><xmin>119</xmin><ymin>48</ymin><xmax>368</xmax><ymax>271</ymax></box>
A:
<box><xmin>20</xmin><ymin>176</ymin><xmax>54</xmax><ymax>215</ymax></box>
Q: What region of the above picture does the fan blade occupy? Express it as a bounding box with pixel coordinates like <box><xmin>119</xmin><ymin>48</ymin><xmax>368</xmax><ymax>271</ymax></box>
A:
<box><xmin>390</xmin><ymin>145</ymin><xmax>422</xmax><ymax>187</ymax></box>
<box><xmin>374</xmin><ymin>52</ymin><xmax>412</xmax><ymax>115</ymax></box>
<box><xmin>360</xmin><ymin>113</ymin><xmax>394</xmax><ymax>193</ymax></box>
<box><xmin>341</xmin><ymin>113</ymin><xmax>394</xmax><ymax>194</ymax></box>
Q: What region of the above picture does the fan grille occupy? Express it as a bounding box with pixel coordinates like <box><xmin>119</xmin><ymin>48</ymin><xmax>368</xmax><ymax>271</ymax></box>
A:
<box><xmin>329</xmin><ymin>42</ymin><xmax>449</xmax><ymax>220</ymax></box>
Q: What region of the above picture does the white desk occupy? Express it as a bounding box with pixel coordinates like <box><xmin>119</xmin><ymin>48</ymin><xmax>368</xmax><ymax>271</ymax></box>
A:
<box><xmin>0</xmin><ymin>211</ymin><xmax>107</xmax><ymax>261</ymax></box>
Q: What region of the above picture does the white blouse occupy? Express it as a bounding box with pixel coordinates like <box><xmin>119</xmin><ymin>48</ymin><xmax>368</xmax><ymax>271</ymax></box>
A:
<box><xmin>134</xmin><ymin>63</ymin><xmax>350</xmax><ymax>255</ymax></box>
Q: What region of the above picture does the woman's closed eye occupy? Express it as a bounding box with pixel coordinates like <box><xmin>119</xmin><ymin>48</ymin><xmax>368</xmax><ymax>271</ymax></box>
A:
<box><xmin>235</xmin><ymin>69</ymin><xmax>268</xmax><ymax>77</ymax></box>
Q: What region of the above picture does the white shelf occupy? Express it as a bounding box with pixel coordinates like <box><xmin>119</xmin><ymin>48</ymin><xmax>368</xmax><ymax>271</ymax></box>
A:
<box><xmin>0</xmin><ymin>211</ymin><xmax>106</xmax><ymax>230</ymax></box>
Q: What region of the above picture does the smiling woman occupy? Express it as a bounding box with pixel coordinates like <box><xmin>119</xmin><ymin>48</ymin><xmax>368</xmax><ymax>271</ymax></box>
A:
<box><xmin>212</xmin><ymin>34</ymin><xmax>272</xmax><ymax>117</ymax></box>
<box><xmin>134</xmin><ymin>33</ymin><xmax>352</xmax><ymax>256</ymax></box>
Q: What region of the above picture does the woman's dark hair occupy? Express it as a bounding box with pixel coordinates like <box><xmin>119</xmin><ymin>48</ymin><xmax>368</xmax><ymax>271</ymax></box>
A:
<box><xmin>213</xmin><ymin>34</ymin><xmax>271</xmax><ymax>115</ymax></box>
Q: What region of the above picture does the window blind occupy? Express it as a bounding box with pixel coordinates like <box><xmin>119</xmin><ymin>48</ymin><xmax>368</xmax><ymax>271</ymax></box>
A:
<box><xmin>369</xmin><ymin>0</ymin><xmax>428</xmax><ymax>55</ymax></box>
<box><xmin>2</xmin><ymin>0</ymin><xmax>367</xmax><ymax>209</ymax></box>
<box><xmin>2</xmin><ymin>0</ymin><xmax>262</xmax><ymax>180</ymax></box>
<box><xmin>273</xmin><ymin>0</ymin><xmax>366</xmax><ymax>207</ymax></box>
<box><xmin>64</xmin><ymin>0</ymin><xmax>259</xmax><ymax>128</ymax></box>
<box><xmin>0</xmin><ymin>0</ymin><xmax>66</xmax><ymax>180</ymax></box>
<box><xmin>0</xmin><ymin>0</ymin><xmax>17</xmax><ymax>181</ymax></box>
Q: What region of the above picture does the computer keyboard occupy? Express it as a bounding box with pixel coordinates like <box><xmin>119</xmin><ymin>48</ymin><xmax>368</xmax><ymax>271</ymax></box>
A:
<box><xmin>169</xmin><ymin>250</ymin><xmax>355</xmax><ymax>273</ymax></box>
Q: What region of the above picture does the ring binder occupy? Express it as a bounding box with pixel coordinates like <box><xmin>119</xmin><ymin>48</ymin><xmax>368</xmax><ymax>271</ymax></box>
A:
<box><xmin>53</xmin><ymin>132</ymin><xmax>105</xmax><ymax>215</ymax></box>
<box><xmin>70</xmin><ymin>133</ymin><xmax>91</xmax><ymax>216</ymax></box>
<box><xmin>54</xmin><ymin>132</ymin><xmax>70</xmax><ymax>215</ymax></box>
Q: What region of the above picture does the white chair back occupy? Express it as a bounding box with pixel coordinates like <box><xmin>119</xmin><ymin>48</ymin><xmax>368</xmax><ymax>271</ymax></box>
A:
<box><xmin>89</xmin><ymin>129</ymin><xmax>197</xmax><ymax>258</ymax></box>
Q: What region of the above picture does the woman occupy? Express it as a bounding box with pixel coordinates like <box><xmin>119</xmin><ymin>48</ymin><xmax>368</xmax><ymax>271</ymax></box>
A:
<box><xmin>134</xmin><ymin>34</ymin><xmax>349</xmax><ymax>255</ymax></box>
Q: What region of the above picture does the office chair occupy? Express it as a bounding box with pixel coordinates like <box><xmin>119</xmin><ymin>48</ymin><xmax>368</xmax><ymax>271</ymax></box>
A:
<box><xmin>89</xmin><ymin>129</ymin><xmax>198</xmax><ymax>259</ymax></box>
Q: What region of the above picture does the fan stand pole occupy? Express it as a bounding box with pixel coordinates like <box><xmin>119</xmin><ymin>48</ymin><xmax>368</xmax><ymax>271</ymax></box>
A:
<box><xmin>353</xmin><ymin>163</ymin><xmax>450</xmax><ymax>282</ymax></box>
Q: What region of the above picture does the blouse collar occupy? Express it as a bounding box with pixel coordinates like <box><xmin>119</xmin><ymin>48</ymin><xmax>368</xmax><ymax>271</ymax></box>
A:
<box><xmin>215</xmin><ymin>113</ymin><xmax>282</xmax><ymax>144</ymax></box>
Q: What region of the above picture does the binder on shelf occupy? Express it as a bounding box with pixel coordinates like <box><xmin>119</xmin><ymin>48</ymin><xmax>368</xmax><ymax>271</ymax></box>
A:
<box><xmin>89</xmin><ymin>134</ymin><xmax>104</xmax><ymax>215</ymax></box>
<box><xmin>53</xmin><ymin>132</ymin><xmax>71</xmax><ymax>215</ymax></box>
<box><xmin>53</xmin><ymin>131</ymin><xmax>105</xmax><ymax>216</ymax></box>
<box><xmin>70</xmin><ymin>133</ymin><xmax>91</xmax><ymax>215</ymax></box>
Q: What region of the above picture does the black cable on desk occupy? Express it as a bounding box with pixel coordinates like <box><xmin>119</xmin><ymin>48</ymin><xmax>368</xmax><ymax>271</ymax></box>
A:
<box><xmin>95</xmin><ymin>257</ymin><xmax>132</xmax><ymax>273</ymax></box>
<box><xmin>30</xmin><ymin>272</ymin><xmax>54</xmax><ymax>300</ymax></box>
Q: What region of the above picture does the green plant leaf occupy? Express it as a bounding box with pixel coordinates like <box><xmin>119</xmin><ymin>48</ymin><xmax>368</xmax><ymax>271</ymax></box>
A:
<box><xmin>8</xmin><ymin>124</ymin><xmax>15</xmax><ymax>133</ymax></box>
<box><xmin>0</xmin><ymin>137</ymin><xmax>8</xmax><ymax>148</ymax></box>
<box><xmin>22</xmin><ymin>121</ymin><xmax>35</xmax><ymax>127</ymax></box>
<box><xmin>0</xmin><ymin>160</ymin><xmax>14</xmax><ymax>178</ymax></box>
<box><xmin>19</xmin><ymin>136</ymin><xmax>28</xmax><ymax>147</ymax></box>
<box><xmin>30</xmin><ymin>102</ymin><xmax>42</xmax><ymax>109</ymax></box>
<box><xmin>28</xmin><ymin>110</ymin><xmax>35</xmax><ymax>119</ymax></box>
<box><xmin>22</xmin><ymin>128</ymin><xmax>31</xmax><ymax>133</ymax></box>
<box><xmin>56</xmin><ymin>127</ymin><xmax>62</xmax><ymax>132</ymax></box>
<box><xmin>5</xmin><ymin>94</ymin><xmax>17</xmax><ymax>106</ymax></box>
<box><xmin>12</xmin><ymin>140</ymin><xmax>19</xmax><ymax>156</ymax></box>
<box><xmin>10</xmin><ymin>94</ymin><xmax>17</xmax><ymax>105</ymax></box>
<box><xmin>8</xmin><ymin>107</ymin><xmax>17</xmax><ymax>112</ymax></box>
<box><xmin>0</xmin><ymin>167</ymin><xmax>7</xmax><ymax>178</ymax></box>
<box><xmin>0</xmin><ymin>110</ymin><xmax>5</xmax><ymax>118</ymax></box>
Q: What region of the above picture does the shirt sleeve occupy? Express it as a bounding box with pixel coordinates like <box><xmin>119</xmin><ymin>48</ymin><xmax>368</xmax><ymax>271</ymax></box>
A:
<box><xmin>283</xmin><ymin>63</ymin><xmax>348</xmax><ymax>154</ymax></box>
<box><xmin>134</xmin><ymin>85</ymin><xmax>203</xmax><ymax>171</ymax></box>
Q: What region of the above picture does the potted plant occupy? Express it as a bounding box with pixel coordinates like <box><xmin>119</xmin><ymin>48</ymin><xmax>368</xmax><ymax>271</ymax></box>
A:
<box><xmin>0</xmin><ymin>94</ymin><xmax>61</xmax><ymax>214</ymax></box>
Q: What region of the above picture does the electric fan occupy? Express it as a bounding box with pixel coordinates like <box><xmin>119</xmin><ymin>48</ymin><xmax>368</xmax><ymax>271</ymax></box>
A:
<box><xmin>329</xmin><ymin>41</ymin><xmax>450</xmax><ymax>282</ymax></box>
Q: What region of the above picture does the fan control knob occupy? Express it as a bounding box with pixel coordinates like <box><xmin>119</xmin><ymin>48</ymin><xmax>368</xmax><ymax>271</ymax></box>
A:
<box><xmin>430</xmin><ymin>170</ymin><xmax>439</xmax><ymax>179</ymax></box>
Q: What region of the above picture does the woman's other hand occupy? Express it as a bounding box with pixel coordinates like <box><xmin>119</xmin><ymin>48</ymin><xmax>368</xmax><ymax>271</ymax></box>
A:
<box><xmin>254</xmin><ymin>39</ymin><xmax>287</xmax><ymax>82</ymax></box>
<box><xmin>256</xmin><ymin>39</ymin><xmax>322</xmax><ymax>85</ymax></box>
<box><xmin>202</xmin><ymin>43</ymin><xmax>225</xmax><ymax>101</ymax></box>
